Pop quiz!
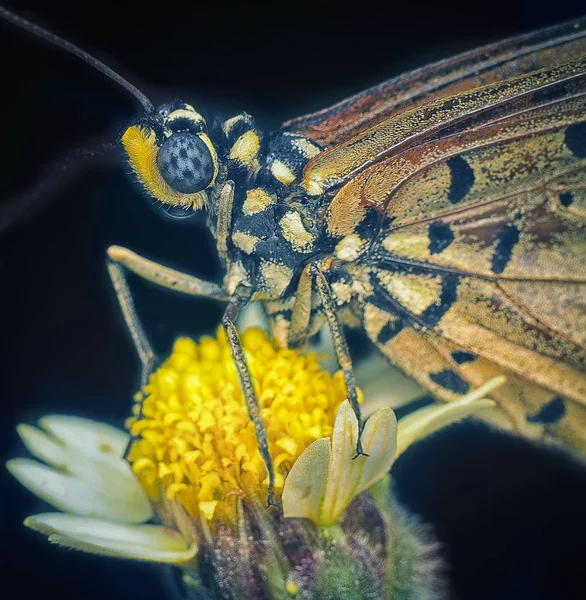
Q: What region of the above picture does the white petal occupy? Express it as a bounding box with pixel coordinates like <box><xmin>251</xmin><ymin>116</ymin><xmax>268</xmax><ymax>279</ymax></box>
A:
<box><xmin>39</xmin><ymin>415</ymin><xmax>129</xmax><ymax>459</ymax></box>
<box><xmin>25</xmin><ymin>513</ymin><xmax>196</xmax><ymax>564</ymax></box>
<box><xmin>357</xmin><ymin>354</ymin><xmax>424</xmax><ymax>417</ymax></box>
<box><xmin>282</xmin><ymin>437</ymin><xmax>330</xmax><ymax>522</ymax></box>
<box><xmin>283</xmin><ymin>403</ymin><xmax>399</xmax><ymax>526</ymax></box>
<box><xmin>18</xmin><ymin>422</ymin><xmax>133</xmax><ymax>479</ymax></box>
<box><xmin>7</xmin><ymin>459</ymin><xmax>152</xmax><ymax>523</ymax></box>
<box><xmin>321</xmin><ymin>401</ymin><xmax>361</xmax><ymax>525</ymax></box>
<box><xmin>396</xmin><ymin>398</ymin><xmax>496</xmax><ymax>457</ymax></box>
<box><xmin>356</xmin><ymin>407</ymin><xmax>397</xmax><ymax>493</ymax></box>
<box><xmin>395</xmin><ymin>376</ymin><xmax>505</xmax><ymax>456</ymax></box>
<box><xmin>17</xmin><ymin>425</ymin><xmax>69</xmax><ymax>470</ymax></box>
<box><xmin>13</xmin><ymin>417</ymin><xmax>153</xmax><ymax>523</ymax></box>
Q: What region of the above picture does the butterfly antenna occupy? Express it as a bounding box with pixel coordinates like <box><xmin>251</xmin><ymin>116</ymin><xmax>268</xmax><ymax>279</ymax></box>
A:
<box><xmin>0</xmin><ymin>134</ymin><xmax>125</xmax><ymax>235</ymax></box>
<box><xmin>0</xmin><ymin>6</ymin><xmax>154</xmax><ymax>113</ymax></box>
<box><xmin>0</xmin><ymin>7</ymin><xmax>156</xmax><ymax>232</ymax></box>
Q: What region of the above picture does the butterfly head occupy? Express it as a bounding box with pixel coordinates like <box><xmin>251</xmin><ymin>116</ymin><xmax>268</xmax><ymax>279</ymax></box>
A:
<box><xmin>122</xmin><ymin>101</ymin><xmax>219</xmax><ymax>217</ymax></box>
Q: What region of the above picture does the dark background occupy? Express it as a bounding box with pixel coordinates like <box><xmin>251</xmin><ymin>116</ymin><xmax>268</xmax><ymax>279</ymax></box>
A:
<box><xmin>1</xmin><ymin>1</ymin><xmax>586</xmax><ymax>598</ymax></box>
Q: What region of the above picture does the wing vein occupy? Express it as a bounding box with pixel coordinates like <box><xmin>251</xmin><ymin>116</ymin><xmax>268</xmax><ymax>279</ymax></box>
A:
<box><xmin>385</xmin><ymin>163</ymin><xmax>586</xmax><ymax>234</ymax></box>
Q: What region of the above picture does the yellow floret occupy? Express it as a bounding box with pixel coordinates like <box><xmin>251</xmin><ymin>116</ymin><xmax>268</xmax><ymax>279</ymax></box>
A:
<box><xmin>126</xmin><ymin>327</ymin><xmax>351</xmax><ymax>525</ymax></box>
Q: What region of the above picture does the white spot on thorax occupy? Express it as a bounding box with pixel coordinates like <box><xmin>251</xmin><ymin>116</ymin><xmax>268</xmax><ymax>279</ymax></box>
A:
<box><xmin>280</xmin><ymin>212</ymin><xmax>315</xmax><ymax>252</ymax></box>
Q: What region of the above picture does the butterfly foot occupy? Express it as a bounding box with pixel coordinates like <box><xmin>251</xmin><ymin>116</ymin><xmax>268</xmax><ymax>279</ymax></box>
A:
<box><xmin>352</xmin><ymin>438</ymin><xmax>369</xmax><ymax>460</ymax></box>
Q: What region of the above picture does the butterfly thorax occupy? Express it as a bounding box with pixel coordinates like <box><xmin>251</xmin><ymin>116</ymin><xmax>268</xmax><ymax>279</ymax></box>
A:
<box><xmin>207</xmin><ymin>113</ymin><xmax>328</xmax><ymax>301</ymax></box>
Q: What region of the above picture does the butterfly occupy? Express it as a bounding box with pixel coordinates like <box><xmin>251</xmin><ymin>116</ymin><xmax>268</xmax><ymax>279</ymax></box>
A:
<box><xmin>2</xmin><ymin>7</ymin><xmax>585</xmax><ymax>494</ymax></box>
<box><xmin>279</xmin><ymin>18</ymin><xmax>586</xmax><ymax>454</ymax></box>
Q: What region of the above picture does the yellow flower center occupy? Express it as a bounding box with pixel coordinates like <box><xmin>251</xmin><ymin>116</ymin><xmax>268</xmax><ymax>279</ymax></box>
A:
<box><xmin>126</xmin><ymin>328</ymin><xmax>352</xmax><ymax>524</ymax></box>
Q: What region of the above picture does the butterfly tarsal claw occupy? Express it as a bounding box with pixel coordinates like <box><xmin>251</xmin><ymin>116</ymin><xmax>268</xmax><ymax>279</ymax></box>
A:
<box><xmin>352</xmin><ymin>446</ymin><xmax>370</xmax><ymax>460</ymax></box>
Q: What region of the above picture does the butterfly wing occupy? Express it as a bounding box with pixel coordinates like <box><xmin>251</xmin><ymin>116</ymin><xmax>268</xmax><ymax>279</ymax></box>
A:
<box><xmin>359</xmin><ymin>134</ymin><xmax>586</xmax><ymax>451</ymax></box>
<box><xmin>361</xmin><ymin>310</ymin><xmax>586</xmax><ymax>452</ymax></box>
<box><xmin>295</xmin><ymin>22</ymin><xmax>586</xmax><ymax>454</ymax></box>
<box><xmin>283</xmin><ymin>17</ymin><xmax>586</xmax><ymax>148</ymax></box>
<box><xmin>358</xmin><ymin>140</ymin><xmax>586</xmax><ymax>452</ymax></box>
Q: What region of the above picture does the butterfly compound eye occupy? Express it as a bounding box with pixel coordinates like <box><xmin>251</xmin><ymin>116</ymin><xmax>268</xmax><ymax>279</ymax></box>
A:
<box><xmin>157</xmin><ymin>132</ymin><xmax>215</xmax><ymax>193</ymax></box>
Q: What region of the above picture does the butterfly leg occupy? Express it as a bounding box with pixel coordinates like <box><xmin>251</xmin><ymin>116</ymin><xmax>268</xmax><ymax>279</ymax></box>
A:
<box><xmin>222</xmin><ymin>292</ymin><xmax>276</xmax><ymax>507</ymax></box>
<box><xmin>107</xmin><ymin>245</ymin><xmax>229</xmax><ymax>301</ymax></box>
<box><xmin>287</xmin><ymin>264</ymin><xmax>313</xmax><ymax>348</ymax></box>
<box><xmin>107</xmin><ymin>259</ymin><xmax>156</xmax><ymax>390</ymax></box>
<box><xmin>106</xmin><ymin>245</ymin><xmax>229</xmax><ymax>387</ymax></box>
<box><xmin>309</xmin><ymin>263</ymin><xmax>367</xmax><ymax>458</ymax></box>
<box><xmin>107</xmin><ymin>245</ymin><xmax>276</xmax><ymax>506</ymax></box>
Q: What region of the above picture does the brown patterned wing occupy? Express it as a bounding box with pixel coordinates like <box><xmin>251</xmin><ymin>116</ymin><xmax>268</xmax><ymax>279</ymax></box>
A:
<box><xmin>303</xmin><ymin>57</ymin><xmax>586</xmax><ymax>199</ymax></box>
<box><xmin>283</xmin><ymin>17</ymin><xmax>586</xmax><ymax>148</ymax></box>
<box><xmin>346</xmin><ymin>90</ymin><xmax>586</xmax><ymax>453</ymax></box>
<box><xmin>361</xmin><ymin>306</ymin><xmax>586</xmax><ymax>453</ymax></box>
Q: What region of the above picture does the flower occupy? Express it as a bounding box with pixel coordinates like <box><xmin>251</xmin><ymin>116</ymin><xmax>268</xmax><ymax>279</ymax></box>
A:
<box><xmin>282</xmin><ymin>400</ymin><xmax>396</xmax><ymax>525</ymax></box>
<box><xmin>282</xmin><ymin>377</ymin><xmax>502</xmax><ymax>526</ymax></box>
<box><xmin>7</xmin><ymin>415</ymin><xmax>196</xmax><ymax>563</ymax></box>
<box><xmin>126</xmin><ymin>328</ymin><xmax>351</xmax><ymax>525</ymax></box>
<box><xmin>8</xmin><ymin>326</ymin><xmax>504</xmax><ymax>599</ymax></box>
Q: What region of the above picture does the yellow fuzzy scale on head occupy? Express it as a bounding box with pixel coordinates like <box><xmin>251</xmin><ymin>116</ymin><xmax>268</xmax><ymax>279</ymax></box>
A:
<box><xmin>122</xmin><ymin>126</ymin><xmax>208</xmax><ymax>209</ymax></box>
<box><xmin>126</xmin><ymin>328</ymin><xmax>353</xmax><ymax>524</ymax></box>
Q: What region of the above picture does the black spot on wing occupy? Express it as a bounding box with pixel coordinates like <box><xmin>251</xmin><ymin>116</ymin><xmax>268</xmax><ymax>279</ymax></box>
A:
<box><xmin>564</xmin><ymin>122</ymin><xmax>586</xmax><ymax>158</ymax></box>
<box><xmin>559</xmin><ymin>192</ymin><xmax>574</xmax><ymax>207</ymax></box>
<box><xmin>491</xmin><ymin>223</ymin><xmax>520</xmax><ymax>274</ymax></box>
<box><xmin>326</xmin><ymin>270</ymin><xmax>350</xmax><ymax>286</ymax></box>
<box><xmin>354</xmin><ymin>207</ymin><xmax>381</xmax><ymax>241</ymax></box>
<box><xmin>376</xmin><ymin>318</ymin><xmax>406</xmax><ymax>345</ymax></box>
<box><xmin>447</xmin><ymin>156</ymin><xmax>474</xmax><ymax>204</ymax></box>
<box><xmin>369</xmin><ymin>266</ymin><xmax>459</xmax><ymax>330</ymax></box>
<box><xmin>367</xmin><ymin>282</ymin><xmax>395</xmax><ymax>313</ymax></box>
<box><xmin>420</xmin><ymin>274</ymin><xmax>460</xmax><ymax>327</ymax></box>
<box><xmin>527</xmin><ymin>397</ymin><xmax>566</xmax><ymax>425</ymax></box>
<box><xmin>451</xmin><ymin>350</ymin><xmax>477</xmax><ymax>364</ymax></box>
<box><xmin>365</xmin><ymin>280</ymin><xmax>410</xmax><ymax>343</ymax></box>
<box><xmin>320</xmin><ymin>230</ymin><xmax>342</xmax><ymax>254</ymax></box>
<box><xmin>428</xmin><ymin>221</ymin><xmax>455</xmax><ymax>254</ymax></box>
<box><xmin>430</xmin><ymin>369</ymin><xmax>470</xmax><ymax>394</ymax></box>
